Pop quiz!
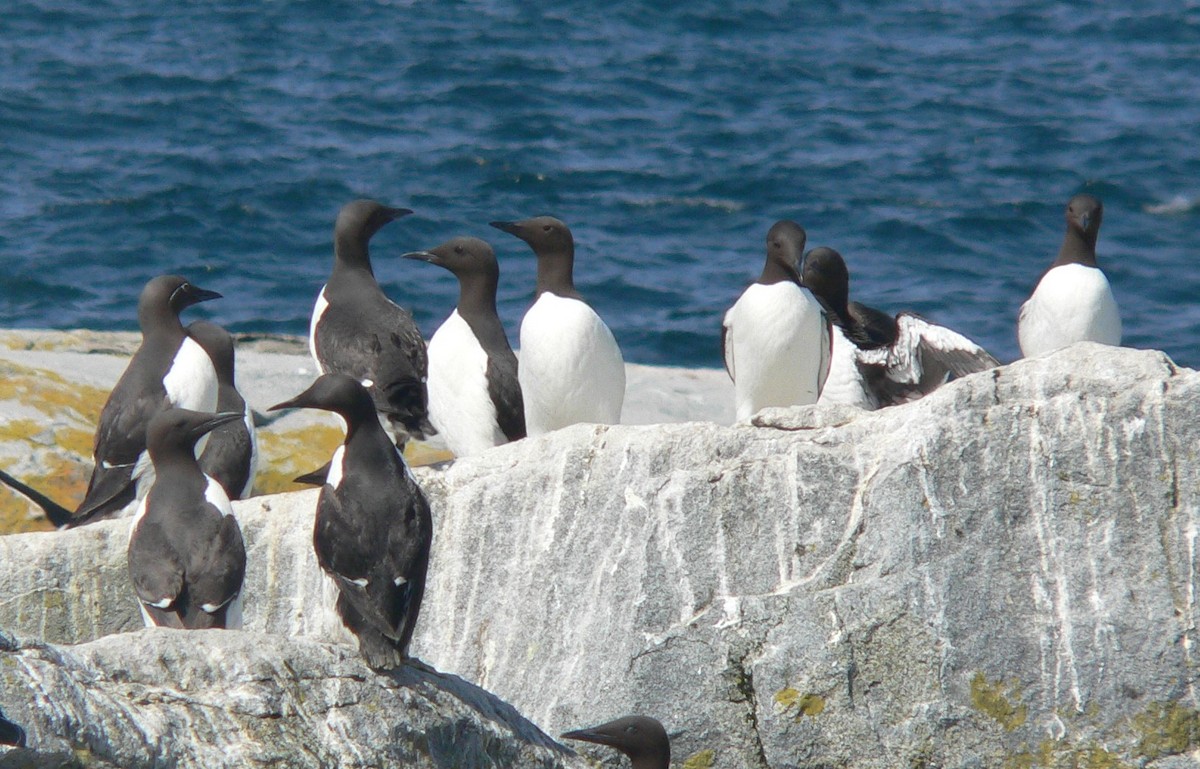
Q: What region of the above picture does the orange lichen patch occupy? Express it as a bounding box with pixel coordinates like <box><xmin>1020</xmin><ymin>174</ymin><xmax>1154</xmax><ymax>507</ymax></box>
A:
<box><xmin>0</xmin><ymin>360</ymin><xmax>109</xmax><ymax>428</ymax></box>
<box><xmin>253</xmin><ymin>424</ymin><xmax>346</xmax><ymax>496</ymax></box>
<box><xmin>405</xmin><ymin>441</ymin><xmax>454</xmax><ymax>467</ymax></box>
<box><xmin>0</xmin><ymin>454</ymin><xmax>87</xmax><ymax>534</ymax></box>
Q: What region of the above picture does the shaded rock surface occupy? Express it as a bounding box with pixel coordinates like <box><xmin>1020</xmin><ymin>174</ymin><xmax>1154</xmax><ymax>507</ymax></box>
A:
<box><xmin>0</xmin><ymin>629</ymin><xmax>580</xmax><ymax>769</ymax></box>
<box><xmin>3</xmin><ymin>341</ymin><xmax>1200</xmax><ymax>766</ymax></box>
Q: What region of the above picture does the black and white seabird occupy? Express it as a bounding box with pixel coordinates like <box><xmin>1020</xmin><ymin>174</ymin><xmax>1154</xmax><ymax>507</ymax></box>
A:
<box><xmin>402</xmin><ymin>236</ymin><xmax>525</xmax><ymax>456</ymax></box>
<box><xmin>801</xmin><ymin>246</ymin><xmax>999</xmax><ymax>409</ymax></box>
<box><xmin>187</xmin><ymin>321</ymin><xmax>258</xmax><ymax>499</ymax></box>
<box><xmin>309</xmin><ymin>199</ymin><xmax>431</xmax><ymax>443</ymax></box>
<box><xmin>270</xmin><ymin>374</ymin><xmax>432</xmax><ymax>669</ymax></box>
<box><xmin>562</xmin><ymin>715</ymin><xmax>670</xmax><ymax>769</ymax></box>
<box><xmin>127</xmin><ymin>408</ymin><xmax>247</xmax><ymax>629</ymax></box>
<box><xmin>489</xmin><ymin>215</ymin><xmax>625</xmax><ymax>436</ymax></box>
<box><xmin>721</xmin><ymin>220</ymin><xmax>831</xmax><ymax>421</ymax></box>
<box><xmin>1018</xmin><ymin>193</ymin><xmax>1121</xmax><ymax>357</ymax></box>
<box><xmin>74</xmin><ymin>275</ymin><xmax>221</xmax><ymax>526</ymax></box>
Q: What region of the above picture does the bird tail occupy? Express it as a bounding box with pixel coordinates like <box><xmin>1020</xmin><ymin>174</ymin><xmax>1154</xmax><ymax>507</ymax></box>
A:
<box><xmin>0</xmin><ymin>468</ymin><xmax>75</xmax><ymax>528</ymax></box>
<box><xmin>335</xmin><ymin>591</ymin><xmax>409</xmax><ymax>671</ymax></box>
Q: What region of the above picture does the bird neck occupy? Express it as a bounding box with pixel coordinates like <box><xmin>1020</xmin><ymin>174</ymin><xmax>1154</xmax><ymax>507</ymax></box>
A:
<box><xmin>1053</xmin><ymin>226</ymin><xmax>1098</xmax><ymax>268</ymax></box>
<box><xmin>629</xmin><ymin>753</ymin><xmax>670</xmax><ymax>769</ymax></box>
<box><xmin>456</xmin><ymin>271</ymin><xmax>501</xmax><ymax>322</ymax></box>
<box><xmin>758</xmin><ymin>259</ymin><xmax>799</xmax><ymax>286</ymax></box>
<box><xmin>334</xmin><ymin>233</ymin><xmax>375</xmax><ymax>276</ymax></box>
<box><xmin>146</xmin><ymin>450</ymin><xmax>206</xmax><ymax>493</ymax></box>
<box><xmin>138</xmin><ymin>303</ymin><xmax>186</xmax><ymax>339</ymax></box>
<box><xmin>535</xmin><ymin>251</ymin><xmax>579</xmax><ymax>299</ymax></box>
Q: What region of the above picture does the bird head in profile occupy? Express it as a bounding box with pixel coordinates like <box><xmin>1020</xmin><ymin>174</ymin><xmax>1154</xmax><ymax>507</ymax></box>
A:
<box><xmin>562</xmin><ymin>715</ymin><xmax>670</xmax><ymax>769</ymax></box>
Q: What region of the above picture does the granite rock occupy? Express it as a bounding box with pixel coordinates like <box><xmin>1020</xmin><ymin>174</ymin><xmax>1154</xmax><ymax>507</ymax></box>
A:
<box><xmin>3</xmin><ymin>343</ymin><xmax>1199</xmax><ymax>767</ymax></box>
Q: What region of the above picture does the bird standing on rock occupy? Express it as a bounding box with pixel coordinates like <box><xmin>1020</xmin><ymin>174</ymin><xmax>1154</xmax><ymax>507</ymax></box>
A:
<box><xmin>562</xmin><ymin>715</ymin><xmax>670</xmax><ymax>769</ymax></box>
<box><xmin>490</xmin><ymin>215</ymin><xmax>625</xmax><ymax>436</ymax></box>
<box><xmin>309</xmin><ymin>199</ymin><xmax>432</xmax><ymax>443</ymax></box>
<box><xmin>187</xmin><ymin>321</ymin><xmax>258</xmax><ymax>499</ymax></box>
<box><xmin>801</xmin><ymin>246</ymin><xmax>999</xmax><ymax>409</ymax></box>
<box><xmin>127</xmin><ymin>408</ymin><xmax>247</xmax><ymax>629</ymax></box>
<box><xmin>270</xmin><ymin>374</ymin><xmax>432</xmax><ymax>669</ymax></box>
<box><xmin>1018</xmin><ymin>193</ymin><xmax>1121</xmax><ymax>357</ymax></box>
<box><xmin>75</xmin><ymin>275</ymin><xmax>222</xmax><ymax>526</ymax></box>
<box><xmin>403</xmin><ymin>236</ymin><xmax>525</xmax><ymax>457</ymax></box>
<box><xmin>721</xmin><ymin>220</ymin><xmax>831</xmax><ymax>421</ymax></box>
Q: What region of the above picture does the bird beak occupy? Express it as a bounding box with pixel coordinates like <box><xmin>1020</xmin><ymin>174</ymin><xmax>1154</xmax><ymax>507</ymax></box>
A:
<box><xmin>1080</xmin><ymin>212</ymin><xmax>1091</xmax><ymax>231</ymax></box>
<box><xmin>488</xmin><ymin>220</ymin><xmax>521</xmax><ymax>236</ymax></box>
<box><xmin>268</xmin><ymin>388</ymin><xmax>313</xmax><ymax>411</ymax></box>
<box><xmin>189</xmin><ymin>411</ymin><xmax>244</xmax><ymax>440</ymax></box>
<box><xmin>386</xmin><ymin>207</ymin><xmax>414</xmax><ymax>221</ymax></box>
<box><xmin>560</xmin><ymin>728</ymin><xmax>616</xmax><ymax>748</ymax></box>
<box><xmin>401</xmin><ymin>250</ymin><xmax>441</xmax><ymax>265</ymax></box>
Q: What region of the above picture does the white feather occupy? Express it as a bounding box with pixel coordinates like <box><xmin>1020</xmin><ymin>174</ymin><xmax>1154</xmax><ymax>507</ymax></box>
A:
<box><xmin>326</xmin><ymin>445</ymin><xmax>346</xmax><ymax>490</ymax></box>
<box><xmin>427</xmin><ymin>310</ymin><xmax>506</xmax><ymax>456</ymax></box>
<box><xmin>240</xmin><ymin>402</ymin><xmax>258</xmax><ymax>499</ymax></box>
<box><xmin>163</xmin><ymin>336</ymin><xmax>218</xmax><ymax>412</ymax></box>
<box><xmin>394</xmin><ymin>575</ymin><xmax>408</xmax><ymax>586</ymax></box>
<box><xmin>1019</xmin><ymin>263</ymin><xmax>1121</xmax><ymax>358</ymax></box>
<box><xmin>204</xmin><ymin>475</ymin><xmax>235</xmax><ymax>517</ymax></box>
<box><xmin>723</xmin><ymin>282</ymin><xmax>829</xmax><ymax>421</ymax></box>
<box><xmin>308</xmin><ymin>287</ymin><xmax>329</xmax><ymax>373</ymax></box>
<box><xmin>519</xmin><ymin>293</ymin><xmax>625</xmax><ymax>436</ymax></box>
<box><xmin>818</xmin><ymin>325</ymin><xmax>876</xmax><ymax>409</ymax></box>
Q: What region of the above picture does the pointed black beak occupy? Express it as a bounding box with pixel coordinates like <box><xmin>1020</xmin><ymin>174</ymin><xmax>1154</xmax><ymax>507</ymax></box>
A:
<box><xmin>489</xmin><ymin>220</ymin><xmax>521</xmax><ymax>236</ymax></box>
<box><xmin>268</xmin><ymin>394</ymin><xmax>305</xmax><ymax>412</ymax></box>
<box><xmin>560</xmin><ymin>728</ymin><xmax>615</xmax><ymax>747</ymax></box>
<box><xmin>385</xmin><ymin>207</ymin><xmax>414</xmax><ymax>221</ymax></box>
<box><xmin>189</xmin><ymin>411</ymin><xmax>244</xmax><ymax>440</ymax></box>
<box><xmin>401</xmin><ymin>250</ymin><xmax>440</xmax><ymax>265</ymax></box>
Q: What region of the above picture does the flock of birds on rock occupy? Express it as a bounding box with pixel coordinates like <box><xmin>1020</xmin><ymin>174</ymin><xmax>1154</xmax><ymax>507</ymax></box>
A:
<box><xmin>0</xmin><ymin>192</ymin><xmax>1121</xmax><ymax>763</ymax></box>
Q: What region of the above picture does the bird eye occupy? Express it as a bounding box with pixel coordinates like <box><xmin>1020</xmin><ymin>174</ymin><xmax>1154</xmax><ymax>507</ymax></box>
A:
<box><xmin>543</xmin><ymin>225</ymin><xmax>552</xmax><ymax>232</ymax></box>
<box><xmin>454</xmin><ymin>246</ymin><xmax>464</xmax><ymax>255</ymax></box>
<box><xmin>626</xmin><ymin>726</ymin><xmax>637</xmax><ymax>734</ymax></box>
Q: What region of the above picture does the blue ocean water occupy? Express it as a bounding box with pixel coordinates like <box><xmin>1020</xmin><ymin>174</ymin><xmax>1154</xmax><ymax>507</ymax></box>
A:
<box><xmin>2</xmin><ymin>1</ymin><xmax>1198</xmax><ymax>368</ymax></box>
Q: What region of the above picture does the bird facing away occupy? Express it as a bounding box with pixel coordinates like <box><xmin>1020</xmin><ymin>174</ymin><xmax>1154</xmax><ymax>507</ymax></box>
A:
<box><xmin>489</xmin><ymin>215</ymin><xmax>625</xmax><ymax>436</ymax></box>
<box><xmin>562</xmin><ymin>715</ymin><xmax>670</xmax><ymax>769</ymax></box>
<box><xmin>127</xmin><ymin>408</ymin><xmax>247</xmax><ymax>629</ymax></box>
<box><xmin>309</xmin><ymin>199</ymin><xmax>432</xmax><ymax>443</ymax></box>
<box><xmin>721</xmin><ymin>220</ymin><xmax>831</xmax><ymax>421</ymax></box>
<box><xmin>1018</xmin><ymin>193</ymin><xmax>1121</xmax><ymax>357</ymax></box>
<box><xmin>187</xmin><ymin>321</ymin><xmax>258</xmax><ymax>499</ymax></box>
<box><xmin>403</xmin><ymin>236</ymin><xmax>525</xmax><ymax>456</ymax></box>
<box><xmin>75</xmin><ymin>275</ymin><xmax>221</xmax><ymax>526</ymax></box>
<box><xmin>270</xmin><ymin>374</ymin><xmax>432</xmax><ymax>669</ymax></box>
<box><xmin>801</xmin><ymin>246</ymin><xmax>1000</xmax><ymax>409</ymax></box>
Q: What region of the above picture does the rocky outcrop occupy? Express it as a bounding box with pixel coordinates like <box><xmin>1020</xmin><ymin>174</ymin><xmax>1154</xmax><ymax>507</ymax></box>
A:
<box><xmin>3</xmin><ymin>343</ymin><xmax>1200</xmax><ymax>767</ymax></box>
<box><xmin>0</xmin><ymin>629</ymin><xmax>580</xmax><ymax>769</ymax></box>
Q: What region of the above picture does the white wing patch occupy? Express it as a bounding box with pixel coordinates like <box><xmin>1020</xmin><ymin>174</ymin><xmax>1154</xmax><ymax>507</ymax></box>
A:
<box><xmin>394</xmin><ymin>575</ymin><xmax>408</xmax><ymax>587</ymax></box>
<box><xmin>200</xmin><ymin>595</ymin><xmax>234</xmax><ymax>614</ymax></box>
